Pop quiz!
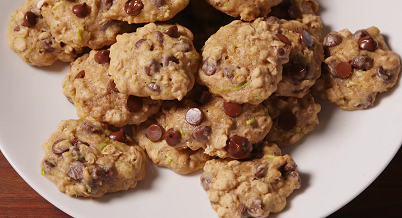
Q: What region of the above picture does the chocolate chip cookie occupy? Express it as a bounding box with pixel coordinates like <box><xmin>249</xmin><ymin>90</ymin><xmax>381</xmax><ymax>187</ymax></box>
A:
<box><xmin>109</xmin><ymin>23</ymin><xmax>199</xmax><ymax>100</ymax></box>
<box><xmin>314</xmin><ymin>27</ymin><xmax>401</xmax><ymax>110</ymax></box>
<box><xmin>7</xmin><ymin>0</ymin><xmax>81</xmax><ymax>66</ymax></box>
<box><xmin>263</xmin><ymin>94</ymin><xmax>320</xmax><ymax>146</ymax></box>
<box><xmin>197</xmin><ymin>18</ymin><xmax>291</xmax><ymax>105</ymax></box>
<box><xmin>265</xmin><ymin>17</ymin><xmax>324</xmax><ymax>98</ymax></box>
<box><xmin>205</xmin><ymin>0</ymin><xmax>283</xmax><ymax>21</ymax></box>
<box><xmin>63</xmin><ymin>49</ymin><xmax>161</xmax><ymax>127</ymax></box>
<box><xmin>40</xmin><ymin>119</ymin><xmax>146</xmax><ymax>198</ymax></box>
<box><xmin>41</xmin><ymin>0</ymin><xmax>136</xmax><ymax>49</ymax></box>
<box><xmin>103</xmin><ymin>0</ymin><xmax>189</xmax><ymax>24</ymax></box>
<box><xmin>200</xmin><ymin>143</ymin><xmax>301</xmax><ymax>218</ymax></box>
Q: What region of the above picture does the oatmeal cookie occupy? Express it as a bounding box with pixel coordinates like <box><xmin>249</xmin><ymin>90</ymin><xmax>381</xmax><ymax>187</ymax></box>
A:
<box><xmin>40</xmin><ymin>0</ymin><xmax>136</xmax><ymax>49</ymax></box>
<box><xmin>200</xmin><ymin>143</ymin><xmax>301</xmax><ymax>218</ymax></box>
<box><xmin>40</xmin><ymin>119</ymin><xmax>146</xmax><ymax>198</ymax></box>
<box><xmin>263</xmin><ymin>94</ymin><xmax>320</xmax><ymax>146</ymax></box>
<box><xmin>7</xmin><ymin>0</ymin><xmax>81</xmax><ymax>66</ymax></box>
<box><xmin>63</xmin><ymin>49</ymin><xmax>161</xmax><ymax>127</ymax></box>
<box><xmin>133</xmin><ymin>119</ymin><xmax>210</xmax><ymax>175</ymax></box>
<box><xmin>197</xmin><ymin>19</ymin><xmax>291</xmax><ymax>105</ymax></box>
<box><xmin>109</xmin><ymin>23</ymin><xmax>199</xmax><ymax>100</ymax></box>
<box><xmin>103</xmin><ymin>0</ymin><xmax>189</xmax><ymax>24</ymax></box>
<box><xmin>313</xmin><ymin>27</ymin><xmax>401</xmax><ymax>110</ymax></box>
<box><xmin>205</xmin><ymin>0</ymin><xmax>283</xmax><ymax>21</ymax></box>
<box><xmin>265</xmin><ymin>17</ymin><xmax>324</xmax><ymax>98</ymax></box>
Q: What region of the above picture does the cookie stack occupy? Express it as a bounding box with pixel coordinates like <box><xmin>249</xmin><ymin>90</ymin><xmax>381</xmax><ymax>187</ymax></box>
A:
<box><xmin>7</xmin><ymin>0</ymin><xmax>401</xmax><ymax>217</ymax></box>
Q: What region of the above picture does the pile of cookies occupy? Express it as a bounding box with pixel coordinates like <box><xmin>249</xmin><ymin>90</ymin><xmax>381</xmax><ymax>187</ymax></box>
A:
<box><xmin>7</xmin><ymin>0</ymin><xmax>401</xmax><ymax>217</ymax></box>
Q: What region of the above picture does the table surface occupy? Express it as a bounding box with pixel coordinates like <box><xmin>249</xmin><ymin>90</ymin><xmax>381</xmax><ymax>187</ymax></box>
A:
<box><xmin>1</xmin><ymin>147</ymin><xmax>401</xmax><ymax>218</ymax></box>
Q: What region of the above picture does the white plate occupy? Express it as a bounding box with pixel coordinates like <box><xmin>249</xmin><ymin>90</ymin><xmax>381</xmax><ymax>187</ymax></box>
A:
<box><xmin>1</xmin><ymin>0</ymin><xmax>401</xmax><ymax>217</ymax></box>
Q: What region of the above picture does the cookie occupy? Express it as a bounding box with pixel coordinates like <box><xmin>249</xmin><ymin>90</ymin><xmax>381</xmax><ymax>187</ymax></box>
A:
<box><xmin>63</xmin><ymin>49</ymin><xmax>162</xmax><ymax>127</ymax></box>
<box><xmin>40</xmin><ymin>119</ymin><xmax>146</xmax><ymax>198</ymax></box>
<box><xmin>103</xmin><ymin>0</ymin><xmax>189</xmax><ymax>24</ymax></box>
<box><xmin>268</xmin><ymin>0</ymin><xmax>322</xmax><ymax>40</ymax></box>
<box><xmin>40</xmin><ymin>0</ymin><xmax>136</xmax><ymax>49</ymax></box>
<box><xmin>313</xmin><ymin>27</ymin><xmax>401</xmax><ymax>110</ymax></box>
<box><xmin>137</xmin><ymin>86</ymin><xmax>272</xmax><ymax>159</ymax></box>
<box><xmin>200</xmin><ymin>143</ymin><xmax>301</xmax><ymax>218</ymax></box>
<box><xmin>7</xmin><ymin>0</ymin><xmax>81</xmax><ymax>66</ymax></box>
<box><xmin>197</xmin><ymin>19</ymin><xmax>291</xmax><ymax>105</ymax></box>
<box><xmin>263</xmin><ymin>94</ymin><xmax>320</xmax><ymax>146</ymax></box>
<box><xmin>133</xmin><ymin>120</ymin><xmax>210</xmax><ymax>175</ymax></box>
<box><xmin>109</xmin><ymin>23</ymin><xmax>199</xmax><ymax>100</ymax></box>
<box><xmin>205</xmin><ymin>0</ymin><xmax>283</xmax><ymax>21</ymax></box>
<box><xmin>265</xmin><ymin>18</ymin><xmax>324</xmax><ymax>98</ymax></box>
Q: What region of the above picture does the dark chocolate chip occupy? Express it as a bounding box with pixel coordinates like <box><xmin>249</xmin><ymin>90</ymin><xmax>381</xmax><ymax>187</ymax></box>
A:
<box><xmin>165</xmin><ymin>128</ymin><xmax>181</xmax><ymax>146</ymax></box>
<box><xmin>164</xmin><ymin>26</ymin><xmax>179</xmax><ymax>38</ymax></box>
<box><xmin>42</xmin><ymin>38</ymin><xmax>55</xmax><ymax>52</ymax></box>
<box><xmin>283</xmin><ymin>161</ymin><xmax>297</xmax><ymax>172</ymax></box>
<box><xmin>240</xmin><ymin>204</ymin><xmax>249</xmax><ymax>218</ymax></box>
<box><xmin>194</xmin><ymin>91</ymin><xmax>211</xmax><ymax>105</ymax></box>
<box><xmin>109</xmin><ymin>128</ymin><xmax>127</xmax><ymax>142</ymax></box>
<box><xmin>43</xmin><ymin>160</ymin><xmax>56</xmax><ymax>171</ymax></box>
<box><xmin>377</xmin><ymin>66</ymin><xmax>393</xmax><ymax>82</ymax></box>
<box><xmin>276</xmin><ymin>33</ymin><xmax>291</xmax><ymax>45</ymax></box>
<box><xmin>202</xmin><ymin>58</ymin><xmax>217</xmax><ymax>76</ymax></box>
<box><xmin>278</xmin><ymin>111</ymin><xmax>296</xmax><ymax>131</ymax></box>
<box><xmin>265</xmin><ymin>16</ymin><xmax>282</xmax><ymax>24</ymax></box>
<box><xmin>285</xmin><ymin>64</ymin><xmax>307</xmax><ymax>80</ymax></box>
<box><xmin>14</xmin><ymin>26</ymin><xmax>20</xmax><ymax>32</ymax></box>
<box><xmin>200</xmin><ymin>175</ymin><xmax>211</xmax><ymax>191</ymax></box>
<box><xmin>351</xmin><ymin>55</ymin><xmax>373</xmax><ymax>71</ymax></box>
<box><xmin>174</xmin><ymin>40</ymin><xmax>192</xmax><ymax>52</ymax></box>
<box><xmin>51</xmin><ymin>139</ymin><xmax>69</xmax><ymax>155</ymax></box>
<box><xmin>223</xmin><ymin>68</ymin><xmax>235</xmax><ymax>79</ymax></box>
<box><xmin>247</xmin><ymin>199</ymin><xmax>264</xmax><ymax>217</ymax></box>
<box><xmin>323</xmin><ymin>33</ymin><xmax>342</xmax><ymax>47</ymax></box>
<box><xmin>102</xmin><ymin>0</ymin><xmax>113</xmax><ymax>10</ymax></box>
<box><xmin>249</xmin><ymin>142</ymin><xmax>264</xmax><ymax>159</ymax></box>
<box><xmin>68</xmin><ymin>161</ymin><xmax>85</xmax><ymax>180</ymax></box>
<box><xmin>66</xmin><ymin>96</ymin><xmax>74</xmax><ymax>105</ymax></box>
<box><xmin>125</xmin><ymin>95</ymin><xmax>143</xmax><ymax>112</ymax></box>
<box><xmin>359</xmin><ymin>36</ymin><xmax>378</xmax><ymax>52</ymax></box>
<box><xmin>146</xmin><ymin>124</ymin><xmax>164</xmax><ymax>142</ymax></box>
<box><xmin>226</xmin><ymin>135</ymin><xmax>250</xmax><ymax>158</ymax></box>
<box><xmin>75</xmin><ymin>70</ymin><xmax>85</xmax><ymax>79</ymax></box>
<box><xmin>162</xmin><ymin>55</ymin><xmax>179</xmax><ymax>67</ymax></box>
<box><xmin>99</xmin><ymin>20</ymin><xmax>119</xmax><ymax>31</ymax></box>
<box><xmin>94</xmin><ymin>50</ymin><xmax>110</xmax><ymax>64</ymax></box>
<box><xmin>288</xmin><ymin>2</ymin><xmax>302</xmax><ymax>19</ymax></box>
<box><xmin>192</xmin><ymin>126</ymin><xmax>211</xmax><ymax>142</ymax></box>
<box><xmin>109</xmin><ymin>81</ymin><xmax>119</xmax><ymax>92</ymax></box>
<box><xmin>185</xmin><ymin>108</ymin><xmax>203</xmax><ymax>126</ymax></box>
<box><xmin>22</xmin><ymin>11</ymin><xmax>37</xmax><ymax>28</ymax></box>
<box><xmin>72</xmin><ymin>3</ymin><xmax>89</xmax><ymax>18</ymax></box>
<box><xmin>135</xmin><ymin>39</ymin><xmax>147</xmax><ymax>48</ymax></box>
<box><xmin>335</xmin><ymin>62</ymin><xmax>352</xmax><ymax>78</ymax></box>
<box><xmin>277</xmin><ymin>48</ymin><xmax>286</xmax><ymax>57</ymax></box>
<box><xmin>147</xmin><ymin>82</ymin><xmax>161</xmax><ymax>93</ymax></box>
<box><xmin>223</xmin><ymin>102</ymin><xmax>242</xmax><ymax>117</ymax></box>
<box><xmin>354</xmin><ymin>30</ymin><xmax>369</xmax><ymax>39</ymax></box>
<box><xmin>255</xmin><ymin>164</ymin><xmax>268</xmax><ymax>178</ymax></box>
<box><xmin>155</xmin><ymin>31</ymin><xmax>164</xmax><ymax>43</ymax></box>
<box><xmin>300</xmin><ymin>30</ymin><xmax>314</xmax><ymax>47</ymax></box>
<box><xmin>145</xmin><ymin>59</ymin><xmax>160</xmax><ymax>76</ymax></box>
<box><xmin>92</xmin><ymin>165</ymin><xmax>115</xmax><ymax>182</ymax></box>
<box><xmin>125</xmin><ymin>0</ymin><xmax>144</xmax><ymax>16</ymax></box>
<box><xmin>81</xmin><ymin>122</ymin><xmax>94</xmax><ymax>133</ymax></box>
<box><xmin>152</xmin><ymin>0</ymin><xmax>164</xmax><ymax>7</ymax></box>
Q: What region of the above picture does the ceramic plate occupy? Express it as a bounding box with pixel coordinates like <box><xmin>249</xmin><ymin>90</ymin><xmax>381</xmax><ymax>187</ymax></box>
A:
<box><xmin>1</xmin><ymin>0</ymin><xmax>401</xmax><ymax>217</ymax></box>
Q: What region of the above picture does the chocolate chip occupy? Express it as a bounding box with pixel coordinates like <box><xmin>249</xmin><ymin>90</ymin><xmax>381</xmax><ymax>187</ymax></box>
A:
<box><xmin>351</xmin><ymin>55</ymin><xmax>373</xmax><ymax>71</ymax></box>
<box><xmin>43</xmin><ymin>160</ymin><xmax>55</xmax><ymax>171</ymax></box>
<box><xmin>276</xmin><ymin>33</ymin><xmax>291</xmax><ymax>45</ymax></box>
<box><xmin>192</xmin><ymin>126</ymin><xmax>211</xmax><ymax>142</ymax></box>
<box><xmin>51</xmin><ymin>139</ymin><xmax>69</xmax><ymax>155</ymax></box>
<box><xmin>68</xmin><ymin>161</ymin><xmax>85</xmax><ymax>180</ymax></box>
<box><xmin>125</xmin><ymin>95</ymin><xmax>143</xmax><ymax>112</ymax></box>
<box><xmin>240</xmin><ymin>204</ymin><xmax>249</xmax><ymax>218</ymax></box>
<box><xmin>125</xmin><ymin>0</ymin><xmax>144</xmax><ymax>16</ymax></box>
<box><xmin>174</xmin><ymin>40</ymin><xmax>192</xmax><ymax>52</ymax></box>
<box><xmin>202</xmin><ymin>58</ymin><xmax>217</xmax><ymax>76</ymax></box>
<box><xmin>165</xmin><ymin>128</ymin><xmax>181</xmax><ymax>146</ymax></box>
<box><xmin>146</xmin><ymin>124</ymin><xmax>164</xmax><ymax>142</ymax></box>
<box><xmin>81</xmin><ymin>122</ymin><xmax>94</xmax><ymax>133</ymax></box>
<box><xmin>145</xmin><ymin>59</ymin><xmax>160</xmax><ymax>76</ymax></box>
<box><xmin>75</xmin><ymin>70</ymin><xmax>85</xmax><ymax>79</ymax></box>
<box><xmin>265</xmin><ymin>16</ymin><xmax>282</xmax><ymax>24</ymax></box>
<box><xmin>185</xmin><ymin>108</ymin><xmax>203</xmax><ymax>126</ymax></box>
<box><xmin>109</xmin><ymin>81</ymin><xmax>119</xmax><ymax>92</ymax></box>
<box><xmin>226</xmin><ymin>135</ymin><xmax>250</xmax><ymax>158</ymax></box>
<box><xmin>66</xmin><ymin>96</ymin><xmax>74</xmax><ymax>105</ymax></box>
<box><xmin>359</xmin><ymin>36</ymin><xmax>378</xmax><ymax>52</ymax></box>
<box><xmin>285</xmin><ymin>64</ymin><xmax>307</xmax><ymax>80</ymax></box>
<box><xmin>200</xmin><ymin>175</ymin><xmax>211</xmax><ymax>191</ymax></box>
<box><xmin>223</xmin><ymin>68</ymin><xmax>235</xmax><ymax>79</ymax></box>
<box><xmin>278</xmin><ymin>111</ymin><xmax>296</xmax><ymax>131</ymax></box>
<box><xmin>135</xmin><ymin>39</ymin><xmax>148</xmax><ymax>49</ymax></box>
<box><xmin>288</xmin><ymin>1</ymin><xmax>302</xmax><ymax>19</ymax></box>
<box><xmin>354</xmin><ymin>30</ymin><xmax>369</xmax><ymax>39</ymax></box>
<box><xmin>14</xmin><ymin>26</ymin><xmax>20</xmax><ymax>32</ymax></box>
<box><xmin>283</xmin><ymin>161</ymin><xmax>297</xmax><ymax>172</ymax></box>
<box><xmin>300</xmin><ymin>30</ymin><xmax>314</xmax><ymax>47</ymax></box>
<box><xmin>194</xmin><ymin>91</ymin><xmax>211</xmax><ymax>105</ymax></box>
<box><xmin>109</xmin><ymin>129</ymin><xmax>127</xmax><ymax>142</ymax></box>
<box><xmin>277</xmin><ymin>48</ymin><xmax>286</xmax><ymax>57</ymax></box>
<box><xmin>94</xmin><ymin>50</ymin><xmax>110</xmax><ymax>64</ymax></box>
<box><xmin>42</xmin><ymin>38</ymin><xmax>55</xmax><ymax>52</ymax></box>
<box><xmin>155</xmin><ymin>31</ymin><xmax>164</xmax><ymax>43</ymax></box>
<box><xmin>102</xmin><ymin>0</ymin><xmax>113</xmax><ymax>10</ymax></box>
<box><xmin>285</xmin><ymin>171</ymin><xmax>301</xmax><ymax>185</ymax></box>
<box><xmin>22</xmin><ymin>11</ymin><xmax>37</xmax><ymax>28</ymax></box>
<box><xmin>223</xmin><ymin>102</ymin><xmax>242</xmax><ymax>117</ymax></box>
<box><xmin>164</xmin><ymin>26</ymin><xmax>179</xmax><ymax>38</ymax></box>
<box><xmin>323</xmin><ymin>33</ymin><xmax>342</xmax><ymax>47</ymax></box>
<box><xmin>377</xmin><ymin>67</ymin><xmax>393</xmax><ymax>82</ymax></box>
<box><xmin>162</xmin><ymin>55</ymin><xmax>179</xmax><ymax>67</ymax></box>
<box><xmin>147</xmin><ymin>82</ymin><xmax>161</xmax><ymax>93</ymax></box>
<box><xmin>152</xmin><ymin>0</ymin><xmax>164</xmax><ymax>7</ymax></box>
<box><xmin>247</xmin><ymin>199</ymin><xmax>264</xmax><ymax>217</ymax></box>
<box><xmin>72</xmin><ymin>3</ymin><xmax>89</xmax><ymax>18</ymax></box>
<box><xmin>255</xmin><ymin>164</ymin><xmax>268</xmax><ymax>178</ymax></box>
<box><xmin>92</xmin><ymin>165</ymin><xmax>115</xmax><ymax>182</ymax></box>
<box><xmin>335</xmin><ymin>62</ymin><xmax>352</xmax><ymax>78</ymax></box>
<box><xmin>249</xmin><ymin>142</ymin><xmax>264</xmax><ymax>159</ymax></box>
